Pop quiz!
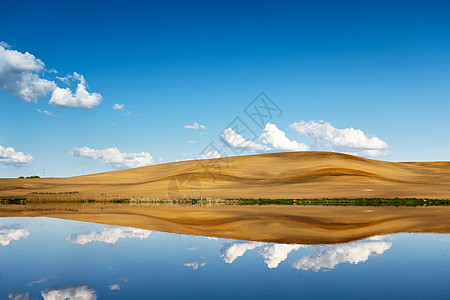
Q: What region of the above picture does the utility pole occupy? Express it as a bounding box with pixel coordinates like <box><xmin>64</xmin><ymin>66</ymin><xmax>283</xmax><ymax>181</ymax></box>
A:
<box><xmin>42</xmin><ymin>168</ymin><xmax>45</xmax><ymax>177</ymax></box>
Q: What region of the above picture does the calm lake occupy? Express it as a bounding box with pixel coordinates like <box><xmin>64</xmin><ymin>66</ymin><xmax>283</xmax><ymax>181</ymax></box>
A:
<box><xmin>1</xmin><ymin>217</ymin><xmax>449</xmax><ymax>299</ymax></box>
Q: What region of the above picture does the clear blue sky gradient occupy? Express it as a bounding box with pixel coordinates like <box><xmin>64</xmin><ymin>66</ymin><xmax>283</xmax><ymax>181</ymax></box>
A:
<box><xmin>1</xmin><ymin>0</ymin><xmax>450</xmax><ymax>177</ymax></box>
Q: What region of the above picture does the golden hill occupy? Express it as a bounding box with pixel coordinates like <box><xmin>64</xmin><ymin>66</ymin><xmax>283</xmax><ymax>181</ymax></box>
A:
<box><xmin>2</xmin><ymin>151</ymin><xmax>450</xmax><ymax>199</ymax></box>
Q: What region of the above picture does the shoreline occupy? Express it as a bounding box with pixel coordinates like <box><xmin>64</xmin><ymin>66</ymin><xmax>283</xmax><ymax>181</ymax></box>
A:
<box><xmin>1</xmin><ymin>203</ymin><xmax>449</xmax><ymax>245</ymax></box>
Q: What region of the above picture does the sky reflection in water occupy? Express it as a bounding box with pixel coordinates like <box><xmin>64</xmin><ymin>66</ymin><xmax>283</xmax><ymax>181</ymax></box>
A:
<box><xmin>1</xmin><ymin>217</ymin><xmax>449</xmax><ymax>299</ymax></box>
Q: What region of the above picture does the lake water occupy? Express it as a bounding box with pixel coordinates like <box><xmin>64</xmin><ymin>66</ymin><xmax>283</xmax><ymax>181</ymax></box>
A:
<box><xmin>1</xmin><ymin>217</ymin><xmax>449</xmax><ymax>299</ymax></box>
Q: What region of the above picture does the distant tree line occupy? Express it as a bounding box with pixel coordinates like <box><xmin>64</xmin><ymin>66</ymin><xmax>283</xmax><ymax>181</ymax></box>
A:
<box><xmin>18</xmin><ymin>175</ymin><xmax>40</xmax><ymax>179</ymax></box>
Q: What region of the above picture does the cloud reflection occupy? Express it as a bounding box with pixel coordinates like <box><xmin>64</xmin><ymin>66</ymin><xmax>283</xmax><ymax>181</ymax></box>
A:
<box><xmin>184</xmin><ymin>261</ymin><xmax>206</xmax><ymax>270</ymax></box>
<box><xmin>260</xmin><ymin>244</ymin><xmax>306</xmax><ymax>269</ymax></box>
<box><xmin>41</xmin><ymin>285</ymin><xmax>97</xmax><ymax>300</ymax></box>
<box><xmin>0</xmin><ymin>224</ymin><xmax>30</xmax><ymax>246</ymax></box>
<box><xmin>220</xmin><ymin>241</ymin><xmax>265</xmax><ymax>263</ymax></box>
<box><xmin>8</xmin><ymin>293</ymin><xmax>32</xmax><ymax>300</ymax></box>
<box><xmin>67</xmin><ymin>226</ymin><xmax>151</xmax><ymax>245</ymax></box>
<box><xmin>292</xmin><ymin>236</ymin><xmax>392</xmax><ymax>271</ymax></box>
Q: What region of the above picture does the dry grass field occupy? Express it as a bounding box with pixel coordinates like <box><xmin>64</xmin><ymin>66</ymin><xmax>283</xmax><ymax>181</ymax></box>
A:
<box><xmin>1</xmin><ymin>151</ymin><xmax>450</xmax><ymax>200</ymax></box>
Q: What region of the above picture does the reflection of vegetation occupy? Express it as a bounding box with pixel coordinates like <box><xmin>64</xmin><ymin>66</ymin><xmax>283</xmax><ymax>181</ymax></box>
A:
<box><xmin>229</xmin><ymin>198</ymin><xmax>450</xmax><ymax>207</ymax></box>
<box><xmin>1</xmin><ymin>196</ymin><xmax>449</xmax><ymax>207</ymax></box>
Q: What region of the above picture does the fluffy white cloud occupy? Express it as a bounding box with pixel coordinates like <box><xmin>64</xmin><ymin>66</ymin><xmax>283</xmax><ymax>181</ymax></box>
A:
<box><xmin>290</xmin><ymin>121</ymin><xmax>390</xmax><ymax>157</ymax></box>
<box><xmin>200</xmin><ymin>150</ymin><xmax>221</xmax><ymax>159</ymax></box>
<box><xmin>0</xmin><ymin>225</ymin><xmax>30</xmax><ymax>246</ymax></box>
<box><xmin>0</xmin><ymin>43</ymin><xmax>102</xmax><ymax>109</ymax></box>
<box><xmin>220</xmin><ymin>128</ymin><xmax>269</xmax><ymax>152</ymax></box>
<box><xmin>260</xmin><ymin>123</ymin><xmax>310</xmax><ymax>151</ymax></box>
<box><xmin>50</xmin><ymin>72</ymin><xmax>102</xmax><ymax>109</ymax></box>
<box><xmin>220</xmin><ymin>241</ymin><xmax>266</xmax><ymax>263</ymax></box>
<box><xmin>184</xmin><ymin>260</ymin><xmax>206</xmax><ymax>270</ymax></box>
<box><xmin>67</xmin><ymin>226</ymin><xmax>151</xmax><ymax>245</ymax></box>
<box><xmin>220</xmin><ymin>123</ymin><xmax>309</xmax><ymax>153</ymax></box>
<box><xmin>41</xmin><ymin>285</ymin><xmax>97</xmax><ymax>300</ymax></box>
<box><xmin>259</xmin><ymin>243</ymin><xmax>305</xmax><ymax>269</ymax></box>
<box><xmin>0</xmin><ymin>145</ymin><xmax>33</xmax><ymax>167</ymax></box>
<box><xmin>184</xmin><ymin>122</ymin><xmax>207</xmax><ymax>130</ymax></box>
<box><xmin>0</xmin><ymin>43</ymin><xmax>56</xmax><ymax>102</ymax></box>
<box><xmin>292</xmin><ymin>235</ymin><xmax>392</xmax><ymax>271</ymax></box>
<box><xmin>70</xmin><ymin>146</ymin><xmax>154</xmax><ymax>169</ymax></box>
<box><xmin>36</xmin><ymin>108</ymin><xmax>55</xmax><ymax>117</ymax></box>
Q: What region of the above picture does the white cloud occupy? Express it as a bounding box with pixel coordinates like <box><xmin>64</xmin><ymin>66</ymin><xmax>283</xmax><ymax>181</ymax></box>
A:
<box><xmin>220</xmin><ymin>123</ymin><xmax>308</xmax><ymax>153</ymax></box>
<box><xmin>184</xmin><ymin>122</ymin><xmax>207</xmax><ymax>130</ymax></box>
<box><xmin>0</xmin><ymin>43</ymin><xmax>102</xmax><ymax>109</ymax></box>
<box><xmin>36</xmin><ymin>108</ymin><xmax>55</xmax><ymax>117</ymax></box>
<box><xmin>0</xmin><ymin>43</ymin><xmax>56</xmax><ymax>102</ymax></box>
<box><xmin>28</xmin><ymin>277</ymin><xmax>49</xmax><ymax>287</ymax></box>
<box><xmin>200</xmin><ymin>150</ymin><xmax>221</xmax><ymax>159</ymax></box>
<box><xmin>113</xmin><ymin>104</ymin><xmax>124</xmax><ymax>110</ymax></box>
<box><xmin>292</xmin><ymin>235</ymin><xmax>392</xmax><ymax>271</ymax></box>
<box><xmin>184</xmin><ymin>260</ymin><xmax>206</xmax><ymax>270</ymax></box>
<box><xmin>220</xmin><ymin>128</ymin><xmax>269</xmax><ymax>152</ymax></box>
<box><xmin>260</xmin><ymin>123</ymin><xmax>310</xmax><ymax>151</ymax></box>
<box><xmin>0</xmin><ymin>146</ymin><xmax>33</xmax><ymax>167</ymax></box>
<box><xmin>259</xmin><ymin>243</ymin><xmax>305</xmax><ymax>269</ymax></box>
<box><xmin>67</xmin><ymin>226</ymin><xmax>151</xmax><ymax>245</ymax></box>
<box><xmin>188</xmin><ymin>141</ymin><xmax>197</xmax><ymax>144</ymax></box>
<box><xmin>49</xmin><ymin>72</ymin><xmax>102</xmax><ymax>109</ymax></box>
<box><xmin>70</xmin><ymin>146</ymin><xmax>154</xmax><ymax>169</ymax></box>
<box><xmin>41</xmin><ymin>285</ymin><xmax>97</xmax><ymax>300</ymax></box>
<box><xmin>0</xmin><ymin>41</ymin><xmax>11</xmax><ymax>49</ymax></box>
<box><xmin>108</xmin><ymin>277</ymin><xmax>129</xmax><ymax>291</ymax></box>
<box><xmin>290</xmin><ymin>121</ymin><xmax>390</xmax><ymax>157</ymax></box>
<box><xmin>158</xmin><ymin>156</ymin><xmax>164</xmax><ymax>163</ymax></box>
<box><xmin>8</xmin><ymin>293</ymin><xmax>31</xmax><ymax>300</ymax></box>
<box><xmin>220</xmin><ymin>241</ymin><xmax>266</xmax><ymax>263</ymax></box>
<box><xmin>113</xmin><ymin>103</ymin><xmax>132</xmax><ymax>116</ymax></box>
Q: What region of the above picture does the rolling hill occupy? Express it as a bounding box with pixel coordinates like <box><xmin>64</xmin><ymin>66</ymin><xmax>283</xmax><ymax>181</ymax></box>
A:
<box><xmin>2</xmin><ymin>151</ymin><xmax>450</xmax><ymax>199</ymax></box>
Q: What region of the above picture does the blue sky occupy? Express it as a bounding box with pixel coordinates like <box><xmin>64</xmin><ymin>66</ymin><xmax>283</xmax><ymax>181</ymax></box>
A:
<box><xmin>1</xmin><ymin>0</ymin><xmax>450</xmax><ymax>177</ymax></box>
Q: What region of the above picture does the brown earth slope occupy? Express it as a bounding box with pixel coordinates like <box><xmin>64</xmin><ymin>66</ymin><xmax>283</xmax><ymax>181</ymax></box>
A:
<box><xmin>1</xmin><ymin>151</ymin><xmax>450</xmax><ymax>199</ymax></box>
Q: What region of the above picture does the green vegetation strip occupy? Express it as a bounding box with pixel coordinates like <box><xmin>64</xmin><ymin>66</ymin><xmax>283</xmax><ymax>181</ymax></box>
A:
<box><xmin>1</xmin><ymin>197</ymin><xmax>449</xmax><ymax>206</ymax></box>
<box><xmin>228</xmin><ymin>198</ymin><xmax>450</xmax><ymax>207</ymax></box>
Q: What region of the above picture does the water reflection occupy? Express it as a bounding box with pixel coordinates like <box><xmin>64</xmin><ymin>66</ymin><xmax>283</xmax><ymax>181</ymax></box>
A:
<box><xmin>260</xmin><ymin>244</ymin><xmax>306</xmax><ymax>269</ymax></box>
<box><xmin>66</xmin><ymin>226</ymin><xmax>151</xmax><ymax>245</ymax></box>
<box><xmin>0</xmin><ymin>223</ymin><xmax>30</xmax><ymax>246</ymax></box>
<box><xmin>220</xmin><ymin>241</ymin><xmax>265</xmax><ymax>263</ymax></box>
<box><xmin>41</xmin><ymin>286</ymin><xmax>97</xmax><ymax>300</ymax></box>
<box><xmin>292</xmin><ymin>236</ymin><xmax>392</xmax><ymax>271</ymax></box>
<box><xmin>1</xmin><ymin>217</ymin><xmax>449</xmax><ymax>299</ymax></box>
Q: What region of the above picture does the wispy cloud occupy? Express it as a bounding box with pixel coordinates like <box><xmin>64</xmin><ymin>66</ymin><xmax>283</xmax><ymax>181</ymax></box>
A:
<box><xmin>113</xmin><ymin>103</ymin><xmax>132</xmax><ymax>116</ymax></box>
<box><xmin>184</xmin><ymin>260</ymin><xmax>206</xmax><ymax>270</ymax></box>
<box><xmin>184</xmin><ymin>122</ymin><xmax>207</xmax><ymax>130</ymax></box>
<box><xmin>36</xmin><ymin>109</ymin><xmax>56</xmax><ymax>117</ymax></box>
